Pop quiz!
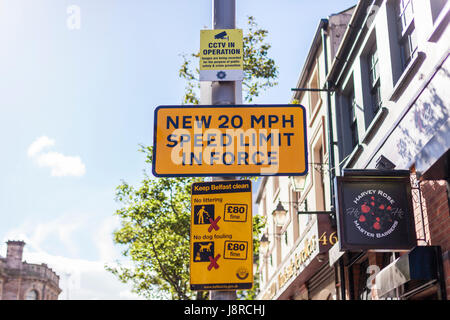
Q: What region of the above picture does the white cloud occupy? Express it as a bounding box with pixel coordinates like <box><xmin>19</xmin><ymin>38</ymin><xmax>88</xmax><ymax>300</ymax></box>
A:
<box><xmin>20</xmin><ymin>250</ymin><xmax>142</xmax><ymax>300</ymax></box>
<box><xmin>1</xmin><ymin>215</ymin><xmax>143</xmax><ymax>300</ymax></box>
<box><xmin>3</xmin><ymin>213</ymin><xmax>86</xmax><ymax>257</ymax></box>
<box><xmin>27</xmin><ymin>136</ymin><xmax>86</xmax><ymax>177</ymax></box>
<box><xmin>35</xmin><ymin>151</ymin><xmax>86</xmax><ymax>177</ymax></box>
<box><xmin>27</xmin><ymin>136</ymin><xmax>55</xmax><ymax>157</ymax></box>
<box><xmin>93</xmin><ymin>215</ymin><xmax>121</xmax><ymax>262</ymax></box>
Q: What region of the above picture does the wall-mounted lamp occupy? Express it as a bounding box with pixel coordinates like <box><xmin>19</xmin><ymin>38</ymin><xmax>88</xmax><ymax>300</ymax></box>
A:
<box><xmin>259</xmin><ymin>234</ymin><xmax>270</xmax><ymax>253</ymax></box>
<box><xmin>273</xmin><ymin>201</ymin><xmax>288</xmax><ymax>227</ymax></box>
<box><xmin>290</xmin><ymin>175</ymin><xmax>307</xmax><ymax>192</ymax></box>
<box><xmin>259</xmin><ymin>229</ymin><xmax>286</xmax><ymax>253</ymax></box>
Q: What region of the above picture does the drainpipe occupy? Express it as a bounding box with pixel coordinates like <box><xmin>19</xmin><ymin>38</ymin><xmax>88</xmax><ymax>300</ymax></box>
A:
<box><xmin>321</xmin><ymin>18</ymin><xmax>347</xmax><ymax>301</ymax></box>
<box><xmin>320</xmin><ymin>19</ymin><xmax>336</xmax><ymax>225</ymax></box>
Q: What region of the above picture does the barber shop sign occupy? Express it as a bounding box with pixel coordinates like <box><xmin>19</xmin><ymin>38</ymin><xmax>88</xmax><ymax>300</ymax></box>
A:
<box><xmin>335</xmin><ymin>171</ymin><xmax>417</xmax><ymax>251</ymax></box>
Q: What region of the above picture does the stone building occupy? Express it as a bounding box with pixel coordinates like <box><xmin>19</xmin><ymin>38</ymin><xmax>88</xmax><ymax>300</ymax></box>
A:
<box><xmin>256</xmin><ymin>0</ymin><xmax>449</xmax><ymax>300</ymax></box>
<box><xmin>326</xmin><ymin>0</ymin><xmax>449</xmax><ymax>300</ymax></box>
<box><xmin>0</xmin><ymin>241</ymin><xmax>61</xmax><ymax>300</ymax></box>
<box><xmin>256</xmin><ymin>6</ymin><xmax>355</xmax><ymax>300</ymax></box>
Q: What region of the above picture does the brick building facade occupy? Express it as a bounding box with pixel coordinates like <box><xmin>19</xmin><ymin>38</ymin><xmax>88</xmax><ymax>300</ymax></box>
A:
<box><xmin>325</xmin><ymin>0</ymin><xmax>450</xmax><ymax>300</ymax></box>
<box><xmin>416</xmin><ymin>179</ymin><xmax>450</xmax><ymax>296</ymax></box>
<box><xmin>0</xmin><ymin>241</ymin><xmax>61</xmax><ymax>300</ymax></box>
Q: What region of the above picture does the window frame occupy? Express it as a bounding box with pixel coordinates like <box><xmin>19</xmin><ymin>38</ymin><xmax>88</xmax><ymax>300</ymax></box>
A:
<box><xmin>396</xmin><ymin>0</ymin><xmax>418</xmax><ymax>70</ymax></box>
<box><xmin>349</xmin><ymin>91</ymin><xmax>359</xmax><ymax>149</ymax></box>
<box><xmin>368</xmin><ymin>44</ymin><xmax>382</xmax><ymax>114</ymax></box>
<box><xmin>308</xmin><ymin>62</ymin><xmax>322</xmax><ymax>116</ymax></box>
<box><xmin>25</xmin><ymin>289</ymin><xmax>39</xmax><ymax>300</ymax></box>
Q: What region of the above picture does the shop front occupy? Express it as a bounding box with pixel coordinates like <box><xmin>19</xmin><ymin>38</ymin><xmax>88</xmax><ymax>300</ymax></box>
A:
<box><xmin>259</xmin><ymin>219</ymin><xmax>336</xmax><ymax>300</ymax></box>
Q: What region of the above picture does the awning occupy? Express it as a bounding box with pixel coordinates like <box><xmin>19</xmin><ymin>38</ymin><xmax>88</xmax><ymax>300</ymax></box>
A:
<box><xmin>375</xmin><ymin>246</ymin><xmax>441</xmax><ymax>298</ymax></box>
<box><xmin>415</xmin><ymin>118</ymin><xmax>450</xmax><ymax>180</ymax></box>
<box><xmin>418</xmin><ymin>148</ymin><xmax>450</xmax><ymax>181</ymax></box>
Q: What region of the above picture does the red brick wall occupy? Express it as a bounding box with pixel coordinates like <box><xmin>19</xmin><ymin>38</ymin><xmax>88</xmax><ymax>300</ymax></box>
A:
<box><xmin>418</xmin><ymin>179</ymin><xmax>450</xmax><ymax>299</ymax></box>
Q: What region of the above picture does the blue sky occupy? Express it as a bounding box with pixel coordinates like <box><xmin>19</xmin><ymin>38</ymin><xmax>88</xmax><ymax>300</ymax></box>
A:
<box><xmin>0</xmin><ymin>0</ymin><xmax>356</xmax><ymax>299</ymax></box>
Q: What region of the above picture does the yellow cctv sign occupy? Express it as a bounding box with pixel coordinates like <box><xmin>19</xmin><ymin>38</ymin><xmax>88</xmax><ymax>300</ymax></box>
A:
<box><xmin>190</xmin><ymin>180</ymin><xmax>253</xmax><ymax>291</ymax></box>
<box><xmin>200</xmin><ymin>29</ymin><xmax>243</xmax><ymax>81</ymax></box>
<box><xmin>152</xmin><ymin>104</ymin><xmax>308</xmax><ymax>177</ymax></box>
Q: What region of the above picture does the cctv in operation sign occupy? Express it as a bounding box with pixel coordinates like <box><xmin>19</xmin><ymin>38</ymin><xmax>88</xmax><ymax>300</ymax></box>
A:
<box><xmin>152</xmin><ymin>104</ymin><xmax>308</xmax><ymax>177</ymax></box>
<box><xmin>199</xmin><ymin>29</ymin><xmax>243</xmax><ymax>81</ymax></box>
<box><xmin>190</xmin><ymin>180</ymin><xmax>253</xmax><ymax>291</ymax></box>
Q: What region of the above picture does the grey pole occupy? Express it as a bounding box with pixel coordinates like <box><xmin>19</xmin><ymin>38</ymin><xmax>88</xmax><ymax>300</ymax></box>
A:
<box><xmin>207</xmin><ymin>0</ymin><xmax>238</xmax><ymax>301</ymax></box>
<box><xmin>211</xmin><ymin>0</ymin><xmax>236</xmax><ymax>107</ymax></box>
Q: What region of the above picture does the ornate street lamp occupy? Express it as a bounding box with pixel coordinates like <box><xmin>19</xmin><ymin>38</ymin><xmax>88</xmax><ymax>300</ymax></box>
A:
<box><xmin>289</xmin><ymin>174</ymin><xmax>307</xmax><ymax>192</ymax></box>
<box><xmin>273</xmin><ymin>201</ymin><xmax>288</xmax><ymax>227</ymax></box>
<box><xmin>259</xmin><ymin>234</ymin><xmax>270</xmax><ymax>253</ymax></box>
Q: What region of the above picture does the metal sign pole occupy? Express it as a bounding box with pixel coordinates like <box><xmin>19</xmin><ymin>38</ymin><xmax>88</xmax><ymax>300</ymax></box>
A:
<box><xmin>208</xmin><ymin>0</ymin><xmax>237</xmax><ymax>301</ymax></box>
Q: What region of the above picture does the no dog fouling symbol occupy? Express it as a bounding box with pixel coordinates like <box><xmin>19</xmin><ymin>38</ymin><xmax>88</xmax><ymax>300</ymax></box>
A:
<box><xmin>193</xmin><ymin>241</ymin><xmax>215</xmax><ymax>263</ymax></box>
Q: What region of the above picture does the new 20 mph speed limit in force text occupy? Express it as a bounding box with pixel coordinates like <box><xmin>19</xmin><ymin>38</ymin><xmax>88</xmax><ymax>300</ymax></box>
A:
<box><xmin>152</xmin><ymin>104</ymin><xmax>308</xmax><ymax>177</ymax></box>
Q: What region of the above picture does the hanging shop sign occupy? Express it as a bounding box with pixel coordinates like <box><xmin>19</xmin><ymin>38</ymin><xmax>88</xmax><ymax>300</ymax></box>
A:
<box><xmin>152</xmin><ymin>105</ymin><xmax>308</xmax><ymax>177</ymax></box>
<box><xmin>199</xmin><ymin>29</ymin><xmax>243</xmax><ymax>81</ymax></box>
<box><xmin>335</xmin><ymin>171</ymin><xmax>417</xmax><ymax>251</ymax></box>
<box><xmin>190</xmin><ymin>180</ymin><xmax>253</xmax><ymax>291</ymax></box>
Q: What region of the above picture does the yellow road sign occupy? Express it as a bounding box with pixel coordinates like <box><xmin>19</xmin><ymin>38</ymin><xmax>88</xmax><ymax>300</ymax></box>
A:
<box><xmin>152</xmin><ymin>104</ymin><xmax>308</xmax><ymax>177</ymax></box>
<box><xmin>200</xmin><ymin>29</ymin><xmax>243</xmax><ymax>81</ymax></box>
<box><xmin>190</xmin><ymin>180</ymin><xmax>253</xmax><ymax>291</ymax></box>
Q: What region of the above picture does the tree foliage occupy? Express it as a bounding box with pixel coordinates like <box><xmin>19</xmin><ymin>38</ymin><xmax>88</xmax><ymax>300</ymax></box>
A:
<box><xmin>107</xmin><ymin>16</ymin><xmax>277</xmax><ymax>300</ymax></box>
<box><xmin>107</xmin><ymin>145</ymin><xmax>202</xmax><ymax>300</ymax></box>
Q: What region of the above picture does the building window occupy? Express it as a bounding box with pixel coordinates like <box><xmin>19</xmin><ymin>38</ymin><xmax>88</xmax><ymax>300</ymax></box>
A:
<box><xmin>296</xmin><ymin>193</ymin><xmax>305</xmax><ymax>235</ymax></box>
<box><xmin>318</xmin><ymin>145</ymin><xmax>326</xmax><ymax>210</ymax></box>
<box><xmin>368</xmin><ymin>44</ymin><xmax>382</xmax><ymax>114</ymax></box>
<box><xmin>272</xmin><ymin>177</ymin><xmax>279</xmax><ymax>199</ymax></box>
<box><xmin>291</xmin><ymin>189</ymin><xmax>301</xmax><ymax>240</ymax></box>
<box><xmin>430</xmin><ymin>0</ymin><xmax>448</xmax><ymax>22</ymax></box>
<box><xmin>349</xmin><ymin>91</ymin><xmax>359</xmax><ymax>149</ymax></box>
<box><xmin>303</xmin><ymin>198</ymin><xmax>312</xmax><ymax>226</ymax></box>
<box><xmin>25</xmin><ymin>289</ymin><xmax>39</xmax><ymax>300</ymax></box>
<box><xmin>396</xmin><ymin>0</ymin><xmax>418</xmax><ymax>70</ymax></box>
<box><xmin>309</xmin><ymin>64</ymin><xmax>321</xmax><ymax>114</ymax></box>
<box><xmin>261</xmin><ymin>195</ymin><xmax>267</xmax><ymax>218</ymax></box>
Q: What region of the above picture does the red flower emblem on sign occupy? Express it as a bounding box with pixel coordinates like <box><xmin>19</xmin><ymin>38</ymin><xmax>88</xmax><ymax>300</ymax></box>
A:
<box><xmin>361</xmin><ymin>204</ymin><xmax>371</xmax><ymax>213</ymax></box>
<box><xmin>350</xmin><ymin>190</ymin><xmax>403</xmax><ymax>238</ymax></box>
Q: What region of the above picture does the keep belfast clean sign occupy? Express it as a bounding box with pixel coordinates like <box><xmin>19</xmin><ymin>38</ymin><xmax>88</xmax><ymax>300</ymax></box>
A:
<box><xmin>335</xmin><ymin>171</ymin><xmax>417</xmax><ymax>251</ymax></box>
<box><xmin>190</xmin><ymin>180</ymin><xmax>253</xmax><ymax>291</ymax></box>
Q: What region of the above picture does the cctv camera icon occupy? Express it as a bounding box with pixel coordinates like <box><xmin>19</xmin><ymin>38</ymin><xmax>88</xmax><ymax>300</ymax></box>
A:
<box><xmin>215</xmin><ymin>31</ymin><xmax>229</xmax><ymax>41</ymax></box>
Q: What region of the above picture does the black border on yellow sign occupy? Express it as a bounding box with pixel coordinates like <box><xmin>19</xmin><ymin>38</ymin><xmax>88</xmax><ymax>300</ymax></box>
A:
<box><xmin>152</xmin><ymin>104</ymin><xmax>308</xmax><ymax>177</ymax></box>
<box><xmin>190</xmin><ymin>180</ymin><xmax>253</xmax><ymax>291</ymax></box>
